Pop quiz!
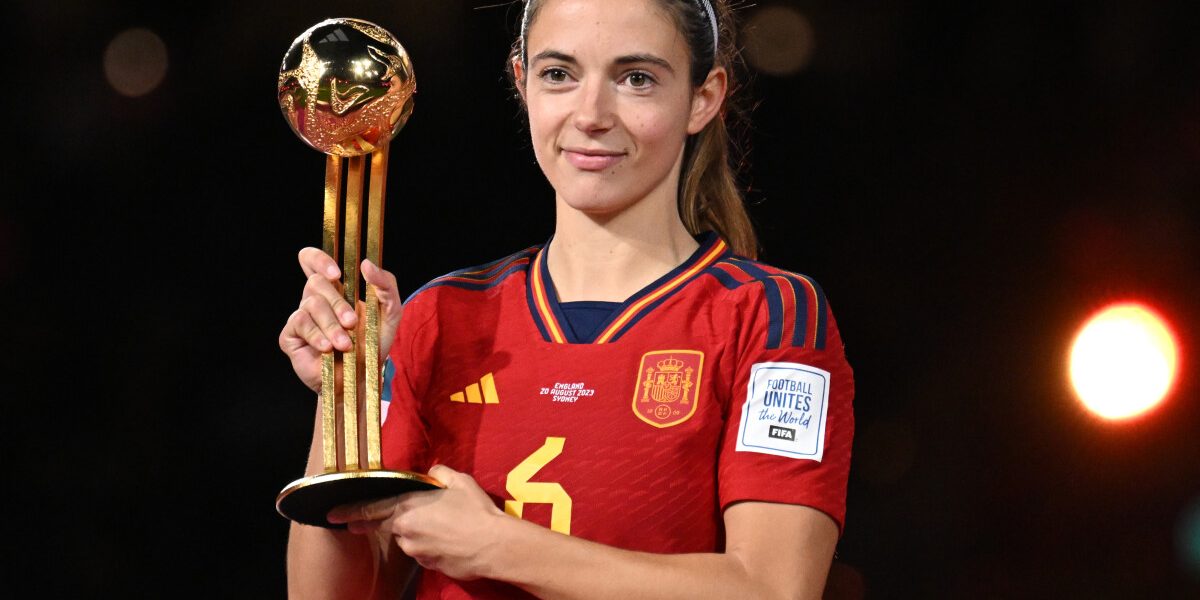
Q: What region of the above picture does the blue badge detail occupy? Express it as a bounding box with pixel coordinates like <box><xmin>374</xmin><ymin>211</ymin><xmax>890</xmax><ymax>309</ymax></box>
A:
<box><xmin>381</xmin><ymin>357</ymin><xmax>395</xmax><ymax>404</ymax></box>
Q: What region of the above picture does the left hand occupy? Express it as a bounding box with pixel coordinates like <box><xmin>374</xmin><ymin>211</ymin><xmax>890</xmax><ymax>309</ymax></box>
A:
<box><xmin>327</xmin><ymin>465</ymin><xmax>508</xmax><ymax>581</ymax></box>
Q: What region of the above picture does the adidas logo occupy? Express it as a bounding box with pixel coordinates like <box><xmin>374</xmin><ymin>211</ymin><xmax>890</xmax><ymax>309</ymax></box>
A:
<box><xmin>450</xmin><ymin>373</ymin><xmax>499</xmax><ymax>404</ymax></box>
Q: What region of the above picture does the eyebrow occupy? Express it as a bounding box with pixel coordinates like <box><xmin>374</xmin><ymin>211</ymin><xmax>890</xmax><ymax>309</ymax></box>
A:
<box><xmin>615</xmin><ymin>53</ymin><xmax>675</xmax><ymax>73</ymax></box>
<box><xmin>531</xmin><ymin>50</ymin><xmax>676</xmax><ymax>74</ymax></box>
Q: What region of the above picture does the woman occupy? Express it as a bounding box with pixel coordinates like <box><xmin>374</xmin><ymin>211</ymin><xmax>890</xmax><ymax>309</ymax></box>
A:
<box><xmin>280</xmin><ymin>0</ymin><xmax>854</xmax><ymax>598</ymax></box>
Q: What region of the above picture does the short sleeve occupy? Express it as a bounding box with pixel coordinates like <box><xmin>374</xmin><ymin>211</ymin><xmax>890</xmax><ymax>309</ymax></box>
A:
<box><xmin>381</xmin><ymin>295</ymin><xmax>437</xmax><ymax>473</ymax></box>
<box><xmin>717</xmin><ymin>283</ymin><xmax>855</xmax><ymax>533</ymax></box>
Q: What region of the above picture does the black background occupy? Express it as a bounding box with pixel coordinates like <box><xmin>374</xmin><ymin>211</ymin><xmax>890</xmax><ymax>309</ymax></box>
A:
<box><xmin>6</xmin><ymin>0</ymin><xmax>1199</xmax><ymax>596</ymax></box>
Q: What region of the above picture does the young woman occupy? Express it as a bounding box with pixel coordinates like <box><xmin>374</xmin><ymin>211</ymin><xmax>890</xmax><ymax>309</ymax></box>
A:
<box><xmin>280</xmin><ymin>1</ymin><xmax>854</xmax><ymax>598</ymax></box>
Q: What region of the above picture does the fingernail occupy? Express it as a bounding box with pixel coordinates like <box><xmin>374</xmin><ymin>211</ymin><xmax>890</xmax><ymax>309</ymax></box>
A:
<box><xmin>326</xmin><ymin>265</ymin><xmax>340</xmax><ymax>278</ymax></box>
<box><xmin>317</xmin><ymin>338</ymin><xmax>331</xmax><ymax>351</ymax></box>
<box><xmin>338</xmin><ymin>333</ymin><xmax>351</xmax><ymax>347</ymax></box>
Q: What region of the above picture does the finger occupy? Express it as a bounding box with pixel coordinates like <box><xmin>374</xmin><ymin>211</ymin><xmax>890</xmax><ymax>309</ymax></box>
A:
<box><xmin>298</xmin><ymin>247</ymin><xmax>341</xmax><ymax>280</ymax></box>
<box><xmin>282</xmin><ymin>307</ymin><xmax>333</xmax><ymax>354</ymax></box>
<box><xmin>428</xmin><ymin>464</ymin><xmax>459</xmax><ymax>487</ymax></box>
<box><xmin>328</xmin><ymin>496</ymin><xmax>400</xmax><ymax>524</ymax></box>
<box><xmin>362</xmin><ymin>261</ymin><xmax>403</xmax><ymax>319</ymax></box>
<box><xmin>362</xmin><ymin>260</ymin><xmax>405</xmax><ymax>351</ymax></box>
<box><xmin>303</xmin><ymin>271</ymin><xmax>359</xmax><ymax>329</ymax></box>
<box><xmin>299</xmin><ymin>293</ymin><xmax>352</xmax><ymax>352</ymax></box>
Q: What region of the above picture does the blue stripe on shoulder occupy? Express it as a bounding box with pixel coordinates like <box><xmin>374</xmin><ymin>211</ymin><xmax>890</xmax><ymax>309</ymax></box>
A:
<box><xmin>774</xmin><ymin>274</ymin><xmax>808</xmax><ymax>349</ymax></box>
<box><xmin>704</xmin><ymin>264</ymin><xmax>743</xmax><ymax>290</ymax></box>
<box><xmin>406</xmin><ymin>247</ymin><xmax>537</xmax><ymax>303</ymax></box>
<box><xmin>714</xmin><ymin>258</ymin><xmax>830</xmax><ymax>351</ymax></box>
<box><xmin>726</xmin><ymin>258</ymin><xmax>784</xmax><ymax>350</ymax></box>
<box><xmin>799</xmin><ymin>273</ymin><xmax>828</xmax><ymax>350</ymax></box>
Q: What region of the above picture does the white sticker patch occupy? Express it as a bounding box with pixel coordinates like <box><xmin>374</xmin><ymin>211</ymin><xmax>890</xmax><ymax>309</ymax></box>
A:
<box><xmin>736</xmin><ymin>362</ymin><xmax>830</xmax><ymax>461</ymax></box>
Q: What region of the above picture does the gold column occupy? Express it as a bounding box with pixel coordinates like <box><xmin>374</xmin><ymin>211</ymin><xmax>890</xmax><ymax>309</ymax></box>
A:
<box><xmin>320</xmin><ymin>156</ymin><xmax>341</xmax><ymax>473</ymax></box>
<box><xmin>364</xmin><ymin>147</ymin><xmax>389</xmax><ymax>470</ymax></box>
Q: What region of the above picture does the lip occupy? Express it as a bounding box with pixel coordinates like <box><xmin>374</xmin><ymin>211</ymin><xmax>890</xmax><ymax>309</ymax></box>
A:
<box><xmin>562</xmin><ymin>147</ymin><xmax>626</xmax><ymax>171</ymax></box>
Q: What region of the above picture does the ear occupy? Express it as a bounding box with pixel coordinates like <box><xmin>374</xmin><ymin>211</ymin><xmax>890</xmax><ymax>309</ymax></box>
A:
<box><xmin>687</xmin><ymin>67</ymin><xmax>728</xmax><ymax>135</ymax></box>
<box><xmin>512</xmin><ymin>57</ymin><xmax>528</xmax><ymax>103</ymax></box>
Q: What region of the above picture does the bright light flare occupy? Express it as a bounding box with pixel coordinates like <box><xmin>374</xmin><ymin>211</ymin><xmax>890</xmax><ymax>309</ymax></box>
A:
<box><xmin>1069</xmin><ymin>302</ymin><xmax>1178</xmax><ymax>420</ymax></box>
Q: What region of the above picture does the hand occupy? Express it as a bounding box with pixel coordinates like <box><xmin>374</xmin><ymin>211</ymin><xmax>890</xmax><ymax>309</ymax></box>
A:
<box><xmin>328</xmin><ymin>465</ymin><xmax>508</xmax><ymax>581</ymax></box>
<box><xmin>278</xmin><ymin>247</ymin><xmax>404</xmax><ymax>392</ymax></box>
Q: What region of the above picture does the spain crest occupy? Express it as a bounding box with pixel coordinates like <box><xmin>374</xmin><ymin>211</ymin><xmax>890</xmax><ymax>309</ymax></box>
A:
<box><xmin>632</xmin><ymin>350</ymin><xmax>704</xmax><ymax>428</ymax></box>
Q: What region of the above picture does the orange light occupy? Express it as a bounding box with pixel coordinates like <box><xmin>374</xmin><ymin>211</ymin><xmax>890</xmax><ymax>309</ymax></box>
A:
<box><xmin>1069</xmin><ymin>302</ymin><xmax>1179</xmax><ymax>420</ymax></box>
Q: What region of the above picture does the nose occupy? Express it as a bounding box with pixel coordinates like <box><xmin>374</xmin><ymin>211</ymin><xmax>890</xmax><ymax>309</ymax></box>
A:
<box><xmin>572</xmin><ymin>78</ymin><xmax>615</xmax><ymax>134</ymax></box>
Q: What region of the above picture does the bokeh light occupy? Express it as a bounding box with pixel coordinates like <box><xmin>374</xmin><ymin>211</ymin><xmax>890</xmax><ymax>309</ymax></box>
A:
<box><xmin>741</xmin><ymin>6</ymin><xmax>816</xmax><ymax>77</ymax></box>
<box><xmin>1179</xmin><ymin>497</ymin><xmax>1200</xmax><ymax>579</ymax></box>
<box><xmin>1069</xmin><ymin>302</ymin><xmax>1178</xmax><ymax>420</ymax></box>
<box><xmin>103</xmin><ymin>28</ymin><xmax>168</xmax><ymax>97</ymax></box>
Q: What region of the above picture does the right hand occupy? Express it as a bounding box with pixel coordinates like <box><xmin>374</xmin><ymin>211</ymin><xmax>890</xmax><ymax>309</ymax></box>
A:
<box><xmin>279</xmin><ymin>247</ymin><xmax>405</xmax><ymax>392</ymax></box>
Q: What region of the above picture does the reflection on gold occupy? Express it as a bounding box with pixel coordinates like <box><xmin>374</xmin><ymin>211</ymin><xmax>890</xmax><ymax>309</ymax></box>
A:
<box><xmin>277</xmin><ymin>18</ymin><xmax>416</xmax><ymax>157</ymax></box>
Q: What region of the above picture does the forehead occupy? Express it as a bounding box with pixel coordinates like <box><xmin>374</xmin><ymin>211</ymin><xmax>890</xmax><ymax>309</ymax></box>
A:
<box><xmin>526</xmin><ymin>0</ymin><xmax>687</xmax><ymax>60</ymax></box>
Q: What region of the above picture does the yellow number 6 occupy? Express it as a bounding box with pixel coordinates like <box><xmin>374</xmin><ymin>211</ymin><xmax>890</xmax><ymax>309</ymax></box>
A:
<box><xmin>504</xmin><ymin>437</ymin><xmax>572</xmax><ymax>535</ymax></box>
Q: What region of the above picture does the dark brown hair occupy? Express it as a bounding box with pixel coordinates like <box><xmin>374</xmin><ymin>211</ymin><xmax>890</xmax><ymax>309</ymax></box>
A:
<box><xmin>510</xmin><ymin>0</ymin><xmax>758</xmax><ymax>258</ymax></box>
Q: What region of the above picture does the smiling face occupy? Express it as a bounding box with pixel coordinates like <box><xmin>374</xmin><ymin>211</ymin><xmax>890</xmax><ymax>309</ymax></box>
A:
<box><xmin>519</xmin><ymin>0</ymin><xmax>719</xmax><ymax>219</ymax></box>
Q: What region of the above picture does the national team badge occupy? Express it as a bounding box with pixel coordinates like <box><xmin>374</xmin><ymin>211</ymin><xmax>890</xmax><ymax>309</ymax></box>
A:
<box><xmin>632</xmin><ymin>350</ymin><xmax>704</xmax><ymax>428</ymax></box>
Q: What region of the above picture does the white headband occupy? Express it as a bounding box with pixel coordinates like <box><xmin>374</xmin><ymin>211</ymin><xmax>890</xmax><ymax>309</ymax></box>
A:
<box><xmin>520</xmin><ymin>0</ymin><xmax>719</xmax><ymax>63</ymax></box>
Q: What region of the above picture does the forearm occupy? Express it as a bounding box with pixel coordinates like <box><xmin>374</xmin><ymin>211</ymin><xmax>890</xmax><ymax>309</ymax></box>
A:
<box><xmin>486</xmin><ymin>516</ymin><xmax>814</xmax><ymax>600</ymax></box>
<box><xmin>286</xmin><ymin>400</ymin><xmax>409</xmax><ymax>600</ymax></box>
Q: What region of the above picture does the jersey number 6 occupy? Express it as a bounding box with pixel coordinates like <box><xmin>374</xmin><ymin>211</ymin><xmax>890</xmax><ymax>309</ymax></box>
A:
<box><xmin>503</xmin><ymin>437</ymin><xmax>572</xmax><ymax>535</ymax></box>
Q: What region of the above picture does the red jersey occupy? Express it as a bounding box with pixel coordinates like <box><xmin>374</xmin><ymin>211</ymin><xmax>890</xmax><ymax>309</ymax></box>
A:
<box><xmin>381</xmin><ymin>233</ymin><xmax>854</xmax><ymax>598</ymax></box>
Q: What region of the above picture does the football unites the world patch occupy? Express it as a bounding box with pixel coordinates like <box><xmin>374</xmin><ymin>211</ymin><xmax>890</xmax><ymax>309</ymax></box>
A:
<box><xmin>736</xmin><ymin>362</ymin><xmax>830</xmax><ymax>461</ymax></box>
<box><xmin>631</xmin><ymin>350</ymin><xmax>704</xmax><ymax>428</ymax></box>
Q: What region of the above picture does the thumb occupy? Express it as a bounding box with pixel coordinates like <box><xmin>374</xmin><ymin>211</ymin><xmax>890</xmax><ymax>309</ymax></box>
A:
<box><xmin>362</xmin><ymin>259</ymin><xmax>404</xmax><ymax>352</ymax></box>
<box><xmin>428</xmin><ymin>464</ymin><xmax>460</xmax><ymax>487</ymax></box>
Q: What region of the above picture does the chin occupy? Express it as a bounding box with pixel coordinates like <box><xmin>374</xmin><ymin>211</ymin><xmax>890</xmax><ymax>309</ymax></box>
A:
<box><xmin>560</xmin><ymin>194</ymin><xmax>634</xmax><ymax>219</ymax></box>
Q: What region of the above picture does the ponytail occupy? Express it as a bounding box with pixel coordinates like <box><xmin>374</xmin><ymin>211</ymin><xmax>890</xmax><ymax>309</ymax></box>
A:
<box><xmin>673</xmin><ymin>0</ymin><xmax>758</xmax><ymax>258</ymax></box>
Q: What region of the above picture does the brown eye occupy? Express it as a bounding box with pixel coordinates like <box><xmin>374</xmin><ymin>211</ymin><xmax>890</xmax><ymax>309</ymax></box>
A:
<box><xmin>541</xmin><ymin>67</ymin><xmax>569</xmax><ymax>83</ymax></box>
<box><xmin>624</xmin><ymin>71</ymin><xmax>655</xmax><ymax>89</ymax></box>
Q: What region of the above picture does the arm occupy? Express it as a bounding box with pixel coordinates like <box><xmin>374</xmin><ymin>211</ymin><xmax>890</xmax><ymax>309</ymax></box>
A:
<box><xmin>493</xmin><ymin>498</ymin><xmax>838</xmax><ymax>600</ymax></box>
<box><xmin>332</xmin><ymin>466</ymin><xmax>838</xmax><ymax>600</ymax></box>
<box><xmin>285</xmin><ymin>402</ymin><xmax>416</xmax><ymax>600</ymax></box>
<box><xmin>279</xmin><ymin>248</ymin><xmax>411</xmax><ymax>599</ymax></box>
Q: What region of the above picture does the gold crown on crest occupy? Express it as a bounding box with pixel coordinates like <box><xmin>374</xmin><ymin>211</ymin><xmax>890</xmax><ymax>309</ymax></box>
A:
<box><xmin>656</xmin><ymin>357</ymin><xmax>685</xmax><ymax>372</ymax></box>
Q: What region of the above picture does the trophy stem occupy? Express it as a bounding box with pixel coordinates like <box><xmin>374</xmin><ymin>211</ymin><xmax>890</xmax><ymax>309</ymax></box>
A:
<box><xmin>365</xmin><ymin>146</ymin><xmax>389</xmax><ymax>469</ymax></box>
<box><xmin>342</xmin><ymin>156</ymin><xmax>366</xmax><ymax>469</ymax></box>
<box><xmin>320</xmin><ymin>156</ymin><xmax>342</xmax><ymax>473</ymax></box>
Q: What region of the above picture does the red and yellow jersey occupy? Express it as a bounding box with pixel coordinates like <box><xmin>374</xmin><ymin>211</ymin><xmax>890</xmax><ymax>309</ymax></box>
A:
<box><xmin>382</xmin><ymin>233</ymin><xmax>854</xmax><ymax>599</ymax></box>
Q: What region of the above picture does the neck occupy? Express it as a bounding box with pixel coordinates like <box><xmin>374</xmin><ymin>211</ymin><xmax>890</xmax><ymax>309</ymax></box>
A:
<box><xmin>547</xmin><ymin>172</ymin><xmax>699</xmax><ymax>303</ymax></box>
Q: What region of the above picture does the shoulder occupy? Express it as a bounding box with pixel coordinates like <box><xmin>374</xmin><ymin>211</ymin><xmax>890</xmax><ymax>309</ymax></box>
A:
<box><xmin>404</xmin><ymin>245</ymin><xmax>540</xmax><ymax>305</ymax></box>
<box><xmin>700</xmin><ymin>254</ymin><xmax>833</xmax><ymax>351</ymax></box>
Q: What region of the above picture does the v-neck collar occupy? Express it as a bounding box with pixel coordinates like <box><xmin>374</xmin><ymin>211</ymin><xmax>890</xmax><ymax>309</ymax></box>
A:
<box><xmin>525</xmin><ymin>232</ymin><xmax>729</xmax><ymax>344</ymax></box>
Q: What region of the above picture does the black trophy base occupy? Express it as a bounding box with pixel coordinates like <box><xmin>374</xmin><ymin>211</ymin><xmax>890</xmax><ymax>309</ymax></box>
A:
<box><xmin>277</xmin><ymin>470</ymin><xmax>442</xmax><ymax>529</ymax></box>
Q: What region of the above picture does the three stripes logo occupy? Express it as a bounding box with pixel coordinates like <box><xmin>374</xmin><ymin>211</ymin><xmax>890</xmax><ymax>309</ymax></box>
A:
<box><xmin>450</xmin><ymin>373</ymin><xmax>500</xmax><ymax>404</ymax></box>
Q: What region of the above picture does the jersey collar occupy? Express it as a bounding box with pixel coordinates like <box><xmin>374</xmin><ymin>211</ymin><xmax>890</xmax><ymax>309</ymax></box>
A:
<box><xmin>525</xmin><ymin>232</ymin><xmax>729</xmax><ymax>344</ymax></box>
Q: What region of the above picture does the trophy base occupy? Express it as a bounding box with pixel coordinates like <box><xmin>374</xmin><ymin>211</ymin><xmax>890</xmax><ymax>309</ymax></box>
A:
<box><xmin>277</xmin><ymin>470</ymin><xmax>442</xmax><ymax>529</ymax></box>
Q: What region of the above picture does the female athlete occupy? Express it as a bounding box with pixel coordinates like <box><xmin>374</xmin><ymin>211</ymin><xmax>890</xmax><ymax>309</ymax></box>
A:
<box><xmin>280</xmin><ymin>0</ymin><xmax>854</xmax><ymax>598</ymax></box>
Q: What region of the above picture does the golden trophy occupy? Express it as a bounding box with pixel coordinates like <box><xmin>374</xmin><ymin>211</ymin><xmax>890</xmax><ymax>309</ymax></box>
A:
<box><xmin>275</xmin><ymin>18</ymin><xmax>440</xmax><ymax>528</ymax></box>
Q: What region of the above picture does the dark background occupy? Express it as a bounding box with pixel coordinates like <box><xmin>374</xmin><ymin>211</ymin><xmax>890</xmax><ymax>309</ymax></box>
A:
<box><xmin>6</xmin><ymin>0</ymin><xmax>1199</xmax><ymax>596</ymax></box>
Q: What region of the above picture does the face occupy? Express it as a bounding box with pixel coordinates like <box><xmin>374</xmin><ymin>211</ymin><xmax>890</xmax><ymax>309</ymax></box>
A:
<box><xmin>518</xmin><ymin>0</ymin><xmax>722</xmax><ymax>218</ymax></box>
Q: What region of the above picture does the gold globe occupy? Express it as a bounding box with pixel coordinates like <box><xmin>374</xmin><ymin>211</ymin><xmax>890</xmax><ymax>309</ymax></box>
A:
<box><xmin>278</xmin><ymin>18</ymin><xmax>415</xmax><ymax>157</ymax></box>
